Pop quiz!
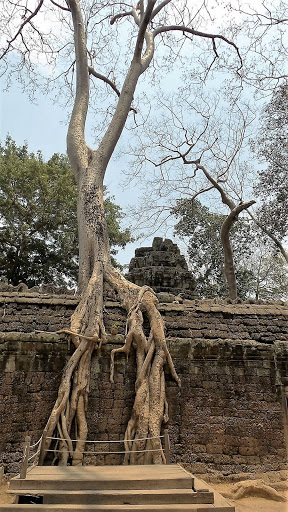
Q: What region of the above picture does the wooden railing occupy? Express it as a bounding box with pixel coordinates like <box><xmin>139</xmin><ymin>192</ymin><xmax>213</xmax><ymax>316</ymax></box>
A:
<box><xmin>20</xmin><ymin>435</ymin><xmax>42</xmax><ymax>479</ymax></box>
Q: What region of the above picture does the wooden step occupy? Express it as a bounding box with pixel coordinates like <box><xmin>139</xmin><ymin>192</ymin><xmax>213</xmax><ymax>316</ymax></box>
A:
<box><xmin>10</xmin><ymin>465</ymin><xmax>193</xmax><ymax>492</ymax></box>
<box><xmin>8</xmin><ymin>488</ymin><xmax>214</xmax><ymax>505</ymax></box>
<box><xmin>0</xmin><ymin>504</ymin><xmax>235</xmax><ymax>511</ymax></box>
<box><xmin>6</xmin><ymin>465</ymin><xmax>234</xmax><ymax>511</ymax></box>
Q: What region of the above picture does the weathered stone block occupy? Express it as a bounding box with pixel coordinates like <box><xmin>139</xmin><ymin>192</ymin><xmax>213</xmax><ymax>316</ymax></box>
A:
<box><xmin>206</xmin><ymin>444</ymin><xmax>223</xmax><ymax>454</ymax></box>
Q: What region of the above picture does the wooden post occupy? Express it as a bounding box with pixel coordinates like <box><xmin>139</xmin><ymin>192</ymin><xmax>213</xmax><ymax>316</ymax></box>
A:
<box><xmin>20</xmin><ymin>436</ymin><xmax>31</xmax><ymax>479</ymax></box>
<box><xmin>38</xmin><ymin>428</ymin><xmax>48</xmax><ymax>466</ymax></box>
<box><xmin>164</xmin><ymin>429</ymin><xmax>170</xmax><ymax>465</ymax></box>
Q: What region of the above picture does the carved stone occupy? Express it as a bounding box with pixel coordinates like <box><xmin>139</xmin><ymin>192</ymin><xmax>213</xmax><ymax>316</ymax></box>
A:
<box><xmin>127</xmin><ymin>237</ymin><xmax>196</xmax><ymax>298</ymax></box>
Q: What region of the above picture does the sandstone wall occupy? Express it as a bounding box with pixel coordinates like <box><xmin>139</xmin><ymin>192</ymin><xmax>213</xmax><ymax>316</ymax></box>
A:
<box><xmin>0</xmin><ymin>292</ymin><xmax>288</xmax><ymax>477</ymax></box>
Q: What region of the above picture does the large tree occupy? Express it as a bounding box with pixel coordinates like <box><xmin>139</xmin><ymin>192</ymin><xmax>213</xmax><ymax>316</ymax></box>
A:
<box><xmin>127</xmin><ymin>97</ymin><xmax>256</xmax><ymax>300</ymax></box>
<box><xmin>0</xmin><ymin>136</ymin><xmax>131</xmax><ymax>287</ymax></box>
<box><xmin>174</xmin><ymin>198</ymin><xmax>288</xmax><ymax>301</ymax></box>
<box><xmin>0</xmin><ymin>0</ymin><xmax>242</xmax><ymax>466</ymax></box>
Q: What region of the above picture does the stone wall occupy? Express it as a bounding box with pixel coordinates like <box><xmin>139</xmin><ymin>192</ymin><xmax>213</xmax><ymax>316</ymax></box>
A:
<box><xmin>0</xmin><ymin>291</ymin><xmax>288</xmax><ymax>477</ymax></box>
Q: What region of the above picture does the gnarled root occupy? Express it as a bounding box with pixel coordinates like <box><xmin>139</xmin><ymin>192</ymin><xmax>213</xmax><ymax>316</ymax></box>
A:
<box><xmin>40</xmin><ymin>262</ymin><xmax>106</xmax><ymax>466</ymax></box>
<box><xmin>107</xmin><ymin>267</ymin><xmax>180</xmax><ymax>465</ymax></box>
<box><xmin>40</xmin><ymin>262</ymin><xmax>180</xmax><ymax>467</ymax></box>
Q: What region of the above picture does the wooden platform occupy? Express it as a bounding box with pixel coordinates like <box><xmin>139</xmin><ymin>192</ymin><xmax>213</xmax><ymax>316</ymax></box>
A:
<box><xmin>2</xmin><ymin>465</ymin><xmax>235</xmax><ymax>511</ymax></box>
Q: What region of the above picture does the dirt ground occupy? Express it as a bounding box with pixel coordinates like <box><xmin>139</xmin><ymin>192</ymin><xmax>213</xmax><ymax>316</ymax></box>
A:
<box><xmin>1</xmin><ymin>478</ymin><xmax>287</xmax><ymax>511</ymax></box>
<box><xmin>211</xmin><ymin>481</ymin><xmax>288</xmax><ymax>512</ymax></box>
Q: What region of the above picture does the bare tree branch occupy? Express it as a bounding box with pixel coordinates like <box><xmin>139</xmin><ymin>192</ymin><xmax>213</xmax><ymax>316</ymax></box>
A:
<box><xmin>110</xmin><ymin>10</ymin><xmax>133</xmax><ymax>25</ymax></box>
<box><xmin>153</xmin><ymin>25</ymin><xmax>243</xmax><ymax>70</ymax></box>
<box><xmin>183</xmin><ymin>160</ymin><xmax>236</xmax><ymax>210</ymax></box>
<box><xmin>134</xmin><ymin>0</ymin><xmax>156</xmax><ymax>71</ymax></box>
<box><xmin>66</xmin><ymin>0</ymin><xmax>90</xmax><ymax>179</ymax></box>
<box><xmin>89</xmin><ymin>66</ymin><xmax>121</xmax><ymax>97</ymax></box>
<box><xmin>88</xmin><ymin>65</ymin><xmax>137</xmax><ymax>113</ymax></box>
<box><xmin>50</xmin><ymin>0</ymin><xmax>70</xmax><ymax>12</ymax></box>
<box><xmin>151</xmin><ymin>0</ymin><xmax>171</xmax><ymax>20</ymax></box>
<box><xmin>248</xmin><ymin>211</ymin><xmax>288</xmax><ymax>263</ymax></box>
<box><xmin>0</xmin><ymin>0</ymin><xmax>44</xmax><ymax>60</ymax></box>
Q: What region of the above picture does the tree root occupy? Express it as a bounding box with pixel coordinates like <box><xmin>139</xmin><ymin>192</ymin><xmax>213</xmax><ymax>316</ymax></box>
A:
<box><xmin>39</xmin><ymin>263</ymin><xmax>180</xmax><ymax>467</ymax></box>
<box><xmin>40</xmin><ymin>262</ymin><xmax>105</xmax><ymax>466</ymax></box>
<box><xmin>106</xmin><ymin>267</ymin><xmax>180</xmax><ymax>465</ymax></box>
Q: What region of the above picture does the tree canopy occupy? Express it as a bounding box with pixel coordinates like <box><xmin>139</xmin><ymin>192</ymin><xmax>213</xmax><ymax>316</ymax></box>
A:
<box><xmin>253</xmin><ymin>84</ymin><xmax>288</xmax><ymax>243</ymax></box>
<box><xmin>173</xmin><ymin>198</ymin><xmax>288</xmax><ymax>301</ymax></box>
<box><xmin>0</xmin><ymin>136</ymin><xmax>131</xmax><ymax>287</ymax></box>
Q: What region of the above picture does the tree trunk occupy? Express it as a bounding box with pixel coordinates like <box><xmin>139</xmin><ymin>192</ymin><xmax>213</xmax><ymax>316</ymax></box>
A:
<box><xmin>221</xmin><ymin>201</ymin><xmax>255</xmax><ymax>300</ymax></box>
<box><xmin>39</xmin><ymin>158</ymin><xmax>180</xmax><ymax>466</ymax></box>
<box><xmin>39</xmin><ymin>0</ymin><xmax>179</xmax><ymax>467</ymax></box>
<box><xmin>77</xmin><ymin>162</ymin><xmax>110</xmax><ymax>295</ymax></box>
<box><xmin>40</xmin><ymin>163</ymin><xmax>110</xmax><ymax>465</ymax></box>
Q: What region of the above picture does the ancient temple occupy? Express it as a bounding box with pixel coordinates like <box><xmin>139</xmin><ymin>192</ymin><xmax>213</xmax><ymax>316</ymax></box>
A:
<box><xmin>127</xmin><ymin>237</ymin><xmax>195</xmax><ymax>298</ymax></box>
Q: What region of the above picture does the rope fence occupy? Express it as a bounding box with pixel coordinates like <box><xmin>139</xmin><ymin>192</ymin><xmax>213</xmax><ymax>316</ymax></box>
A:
<box><xmin>45</xmin><ymin>435</ymin><xmax>164</xmax><ymax>443</ymax></box>
<box><xmin>44</xmin><ymin>448</ymin><xmax>163</xmax><ymax>455</ymax></box>
<box><xmin>20</xmin><ymin>429</ymin><xmax>171</xmax><ymax>479</ymax></box>
<box><xmin>20</xmin><ymin>435</ymin><xmax>42</xmax><ymax>479</ymax></box>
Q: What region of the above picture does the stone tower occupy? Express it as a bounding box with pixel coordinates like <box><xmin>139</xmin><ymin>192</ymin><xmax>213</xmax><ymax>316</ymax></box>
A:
<box><xmin>127</xmin><ymin>237</ymin><xmax>195</xmax><ymax>298</ymax></box>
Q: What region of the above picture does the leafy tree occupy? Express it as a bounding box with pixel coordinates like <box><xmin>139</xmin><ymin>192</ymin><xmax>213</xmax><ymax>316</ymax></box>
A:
<box><xmin>253</xmin><ymin>84</ymin><xmax>288</xmax><ymax>257</ymax></box>
<box><xmin>0</xmin><ymin>136</ymin><xmax>131</xmax><ymax>287</ymax></box>
<box><xmin>173</xmin><ymin>198</ymin><xmax>288</xmax><ymax>301</ymax></box>
<box><xmin>249</xmin><ymin>250</ymin><xmax>288</xmax><ymax>302</ymax></box>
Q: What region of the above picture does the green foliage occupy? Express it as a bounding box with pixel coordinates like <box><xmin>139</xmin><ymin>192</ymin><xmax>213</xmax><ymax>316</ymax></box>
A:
<box><xmin>173</xmin><ymin>198</ymin><xmax>287</xmax><ymax>301</ymax></box>
<box><xmin>0</xmin><ymin>136</ymin><xmax>132</xmax><ymax>287</ymax></box>
<box><xmin>249</xmin><ymin>252</ymin><xmax>288</xmax><ymax>302</ymax></box>
<box><xmin>253</xmin><ymin>84</ymin><xmax>288</xmax><ymax>241</ymax></box>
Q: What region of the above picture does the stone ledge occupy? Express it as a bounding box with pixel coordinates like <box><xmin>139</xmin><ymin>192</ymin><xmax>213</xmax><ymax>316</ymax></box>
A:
<box><xmin>0</xmin><ymin>293</ymin><xmax>287</xmax><ymax>316</ymax></box>
<box><xmin>1</xmin><ymin>332</ymin><xmax>286</xmax><ymax>351</ymax></box>
<box><xmin>0</xmin><ymin>331</ymin><xmax>125</xmax><ymax>345</ymax></box>
<box><xmin>0</xmin><ymin>331</ymin><xmax>67</xmax><ymax>343</ymax></box>
<box><xmin>160</xmin><ymin>301</ymin><xmax>288</xmax><ymax>316</ymax></box>
<box><xmin>0</xmin><ymin>294</ymin><xmax>79</xmax><ymax>305</ymax></box>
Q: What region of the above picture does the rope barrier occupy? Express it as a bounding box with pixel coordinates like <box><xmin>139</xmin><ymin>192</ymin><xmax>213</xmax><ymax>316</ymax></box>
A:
<box><xmin>46</xmin><ymin>435</ymin><xmax>164</xmax><ymax>443</ymax></box>
<box><xmin>45</xmin><ymin>448</ymin><xmax>162</xmax><ymax>455</ymax></box>
<box><xmin>27</xmin><ymin>448</ymin><xmax>40</xmax><ymax>463</ymax></box>
<box><xmin>30</xmin><ymin>436</ymin><xmax>42</xmax><ymax>449</ymax></box>
<box><xmin>20</xmin><ymin>429</ymin><xmax>170</xmax><ymax>477</ymax></box>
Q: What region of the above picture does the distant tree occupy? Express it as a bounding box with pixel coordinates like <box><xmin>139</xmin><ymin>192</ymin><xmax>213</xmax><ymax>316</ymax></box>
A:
<box><xmin>253</xmin><ymin>84</ymin><xmax>288</xmax><ymax>262</ymax></box>
<box><xmin>0</xmin><ymin>137</ymin><xmax>131</xmax><ymax>287</ymax></box>
<box><xmin>249</xmin><ymin>250</ymin><xmax>288</xmax><ymax>302</ymax></box>
<box><xmin>173</xmin><ymin>198</ymin><xmax>288</xmax><ymax>301</ymax></box>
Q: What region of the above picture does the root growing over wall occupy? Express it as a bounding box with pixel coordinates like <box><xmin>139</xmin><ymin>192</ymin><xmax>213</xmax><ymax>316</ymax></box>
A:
<box><xmin>40</xmin><ymin>264</ymin><xmax>180</xmax><ymax>466</ymax></box>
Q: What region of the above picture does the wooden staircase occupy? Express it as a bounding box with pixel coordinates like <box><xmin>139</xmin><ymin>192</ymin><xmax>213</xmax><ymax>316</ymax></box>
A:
<box><xmin>2</xmin><ymin>465</ymin><xmax>235</xmax><ymax>511</ymax></box>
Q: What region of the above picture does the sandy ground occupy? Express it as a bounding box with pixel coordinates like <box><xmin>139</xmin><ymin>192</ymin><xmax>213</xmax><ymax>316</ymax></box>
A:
<box><xmin>211</xmin><ymin>481</ymin><xmax>288</xmax><ymax>512</ymax></box>
<box><xmin>0</xmin><ymin>479</ymin><xmax>287</xmax><ymax>511</ymax></box>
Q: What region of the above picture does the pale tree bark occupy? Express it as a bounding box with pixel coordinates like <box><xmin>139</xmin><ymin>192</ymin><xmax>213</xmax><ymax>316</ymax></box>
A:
<box><xmin>190</xmin><ymin>162</ymin><xmax>256</xmax><ymax>300</ymax></box>
<box><xmin>39</xmin><ymin>0</ymin><xmax>175</xmax><ymax>466</ymax></box>
<box><xmin>220</xmin><ymin>200</ymin><xmax>256</xmax><ymax>300</ymax></box>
